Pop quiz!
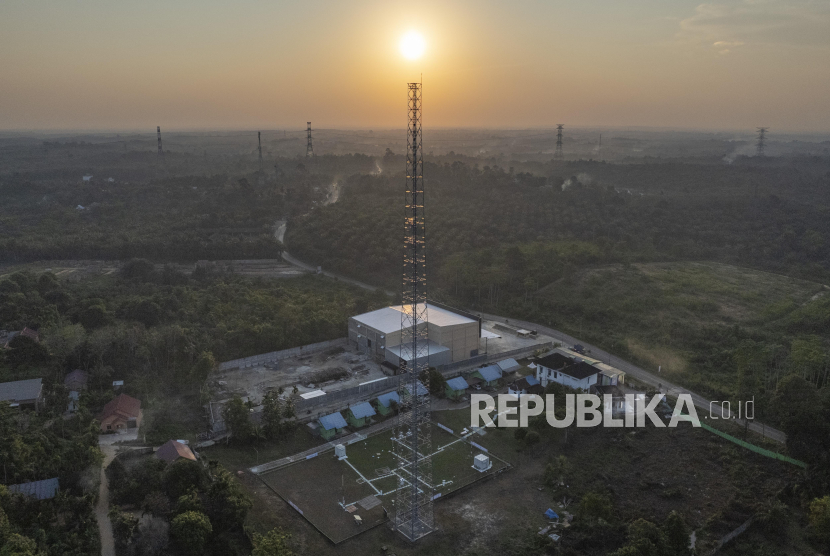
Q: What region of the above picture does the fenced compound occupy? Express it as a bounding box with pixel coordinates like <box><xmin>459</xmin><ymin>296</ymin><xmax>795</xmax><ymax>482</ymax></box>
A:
<box><xmin>257</xmin><ymin>421</ymin><xmax>510</xmax><ymax>544</ymax></box>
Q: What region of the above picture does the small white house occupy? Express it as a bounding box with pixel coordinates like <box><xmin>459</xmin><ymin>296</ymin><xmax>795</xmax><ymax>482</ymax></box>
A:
<box><xmin>82</xmin><ymin>175</ymin><xmax>93</xmax><ymax>182</ymax></box>
<box><xmin>535</xmin><ymin>352</ymin><xmax>600</xmax><ymax>391</ymax></box>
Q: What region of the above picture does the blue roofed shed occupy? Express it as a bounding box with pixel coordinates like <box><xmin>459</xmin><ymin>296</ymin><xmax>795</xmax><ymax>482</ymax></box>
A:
<box><xmin>544</xmin><ymin>508</ymin><xmax>559</xmax><ymax>520</ymax></box>
<box><xmin>496</xmin><ymin>358</ymin><xmax>521</xmax><ymax>373</ymax></box>
<box><xmin>404</xmin><ymin>381</ymin><xmax>429</xmax><ymax>397</ymax></box>
<box><xmin>473</xmin><ymin>365</ymin><xmax>503</xmax><ymax>386</ymax></box>
<box><xmin>8</xmin><ymin>478</ymin><xmax>59</xmax><ymax>501</ymax></box>
<box><xmin>444</xmin><ymin>376</ymin><xmax>468</xmax><ymax>399</ymax></box>
<box><xmin>375</xmin><ymin>391</ymin><xmax>400</xmax><ymax>415</ymax></box>
<box><xmin>347</xmin><ymin>402</ymin><xmax>376</xmax><ymax>427</ymax></box>
<box><xmin>318</xmin><ymin>412</ymin><xmax>348</xmax><ymax>440</ymax></box>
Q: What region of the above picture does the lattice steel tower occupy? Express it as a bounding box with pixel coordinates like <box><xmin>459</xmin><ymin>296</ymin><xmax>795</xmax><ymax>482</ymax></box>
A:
<box><xmin>306</xmin><ymin>122</ymin><xmax>313</xmax><ymax>157</ymax></box>
<box><xmin>393</xmin><ymin>81</ymin><xmax>434</xmax><ymax>542</ymax></box>
<box><xmin>258</xmin><ymin>131</ymin><xmax>263</xmax><ymax>170</ymax></box>
<box><xmin>157</xmin><ymin>126</ymin><xmax>163</xmax><ymax>156</ymax></box>
<box><xmin>554</xmin><ymin>124</ymin><xmax>564</xmax><ymax>162</ymax></box>
<box><xmin>756</xmin><ymin>127</ymin><xmax>768</xmax><ymax>157</ymax></box>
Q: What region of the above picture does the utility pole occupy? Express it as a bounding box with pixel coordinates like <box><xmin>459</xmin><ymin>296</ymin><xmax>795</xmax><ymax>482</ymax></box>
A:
<box><xmin>393</xmin><ymin>81</ymin><xmax>434</xmax><ymax>542</ymax></box>
<box><xmin>306</xmin><ymin>122</ymin><xmax>313</xmax><ymax>157</ymax></box>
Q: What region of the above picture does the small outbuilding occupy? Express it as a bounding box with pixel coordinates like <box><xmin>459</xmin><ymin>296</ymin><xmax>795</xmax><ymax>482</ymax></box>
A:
<box><xmin>375</xmin><ymin>391</ymin><xmax>400</xmax><ymax>416</ymax></box>
<box><xmin>319</xmin><ymin>412</ymin><xmax>348</xmax><ymax>440</ymax></box>
<box><xmin>508</xmin><ymin>376</ymin><xmax>543</xmax><ymax>397</ymax></box>
<box><xmin>404</xmin><ymin>381</ymin><xmax>429</xmax><ymax>398</ymax></box>
<box><xmin>347</xmin><ymin>402</ymin><xmax>377</xmax><ymax>428</ymax></box>
<box><xmin>472</xmin><ymin>365</ymin><xmax>503</xmax><ymax>387</ymax></box>
<box><xmin>64</xmin><ymin>369</ymin><xmax>89</xmax><ymax>392</ymax></box>
<box><xmin>156</xmin><ymin>440</ymin><xmax>197</xmax><ymax>464</ymax></box>
<box><xmin>0</xmin><ymin>378</ymin><xmax>44</xmax><ymax>411</ymax></box>
<box><xmin>496</xmin><ymin>358</ymin><xmax>521</xmax><ymax>373</ymax></box>
<box><xmin>8</xmin><ymin>478</ymin><xmax>59</xmax><ymax>501</ymax></box>
<box><xmin>444</xmin><ymin>376</ymin><xmax>468</xmax><ymax>400</ymax></box>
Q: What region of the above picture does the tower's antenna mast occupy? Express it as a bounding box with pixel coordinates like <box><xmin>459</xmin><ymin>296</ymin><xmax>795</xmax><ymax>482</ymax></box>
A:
<box><xmin>554</xmin><ymin>124</ymin><xmax>564</xmax><ymax>162</ymax></box>
<box><xmin>306</xmin><ymin>122</ymin><xmax>313</xmax><ymax>157</ymax></box>
<box><xmin>393</xmin><ymin>81</ymin><xmax>434</xmax><ymax>542</ymax></box>
<box><xmin>756</xmin><ymin>127</ymin><xmax>768</xmax><ymax>157</ymax></box>
<box><xmin>258</xmin><ymin>131</ymin><xmax>263</xmax><ymax>170</ymax></box>
<box><xmin>157</xmin><ymin>126</ymin><xmax>163</xmax><ymax>156</ymax></box>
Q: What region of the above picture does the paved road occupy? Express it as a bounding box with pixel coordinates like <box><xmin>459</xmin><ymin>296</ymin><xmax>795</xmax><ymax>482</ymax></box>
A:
<box><xmin>475</xmin><ymin>311</ymin><xmax>787</xmax><ymax>444</ymax></box>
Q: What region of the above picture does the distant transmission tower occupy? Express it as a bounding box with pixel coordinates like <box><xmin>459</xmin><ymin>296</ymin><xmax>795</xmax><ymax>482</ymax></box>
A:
<box><xmin>306</xmin><ymin>122</ymin><xmax>313</xmax><ymax>157</ymax></box>
<box><xmin>258</xmin><ymin>131</ymin><xmax>263</xmax><ymax>170</ymax></box>
<box><xmin>756</xmin><ymin>127</ymin><xmax>768</xmax><ymax>157</ymax></box>
<box><xmin>393</xmin><ymin>81</ymin><xmax>434</xmax><ymax>542</ymax></box>
<box><xmin>554</xmin><ymin>124</ymin><xmax>564</xmax><ymax>162</ymax></box>
<box><xmin>157</xmin><ymin>126</ymin><xmax>163</xmax><ymax>156</ymax></box>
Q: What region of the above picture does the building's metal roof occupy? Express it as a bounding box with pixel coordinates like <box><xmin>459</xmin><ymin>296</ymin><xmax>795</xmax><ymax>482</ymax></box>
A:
<box><xmin>390</xmin><ymin>303</ymin><xmax>476</xmax><ymax>327</ymax></box>
<box><xmin>526</xmin><ymin>376</ymin><xmax>540</xmax><ymax>386</ymax></box>
<box><xmin>496</xmin><ymin>358</ymin><xmax>521</xmax><ymax>372</ymax></box>
<box><xmin>351</xmin><ymin>303</ymin><xmax>475</xmax><ymax>334</ymax></box>
<box><xmin>8</xmin><ymin>478</ymin><xmax>59</xmax><ymax>500</ymax></box>
<box><xmin>319</xmin><ymin>412</ymin><xmax>348</xmax><ymax>430</ymax></box>
<box><xmin>446</xmin><ymin>377</ymin><xmax>468</xmax><ymax>391</ymax></box>
<box><xmin>0</xmin><ymin>378</ymin><xmax>42</xmax><ymax>403</ymax></box>
<box><xmin>477</xmin><ymin>365</ymin><xmax>503</xmax><ymax>382</ymax></box>
<box><xmin>385</xmin><ymin>340</ymin><xmax>450</xmax><ymax>362</ymax></box>
<box><xmin>352</xmin><ymin>307</ymin><xmax>421</xmax><ymax>334</ymax></box>
<box><xmin>376</xmin><ymin>391</ymin><xmax>400</xmax><ymax>408</ymax></box>
<box><xmin>299</xmin><ymin>389</ymin><xmax>326</xmax><ymax>400</ymax></box>
<box><xmin>349</xmin><ymin>402</ymin><xmax>377</xmax><ymax>419</ymax></box>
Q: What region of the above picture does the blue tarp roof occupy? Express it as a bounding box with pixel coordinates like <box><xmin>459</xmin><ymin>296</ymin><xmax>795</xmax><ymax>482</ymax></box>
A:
<box><xmin>544</xmin><ymin>508</ymin><xmax>559</xmax><ymax>520</ymax></box>
<box><xmin>526</xmin><ymin>376</ymin><xmax>540</xmax><ymax>386</ymax></box>
<box><xmin>8</xmin><ymin>478</ymin><xmax>59</xmax><ymax>501</ymax></box>
<box><xmin>446</xmin><ymin>377</ymin><xmax>468</xmax><ymax>391</ymax></box>
<box><xmin>349</xmin><ymin>401</ymin><xmax>377</xmax><ymax>419</ymax></box>
<box><xmin>319</xmin><ymin>412</ymin><xmax>348</xmax><ymax>430</ymax></box>
<box><xmin>376</xmin><ymin>391</ymin><xmax>400</xmax><ymax>408</ymax></box>
<box><xmin>478</xmin><ymin>365</ymin><xmax>503</xmax><ymax>382</ymax></box>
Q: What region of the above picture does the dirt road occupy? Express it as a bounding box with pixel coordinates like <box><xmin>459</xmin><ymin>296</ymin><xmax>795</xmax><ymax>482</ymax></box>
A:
<box><xmin>96</xmin><ymin>444</ymin><xmax>116</xmax><ymax>556</ymax></box>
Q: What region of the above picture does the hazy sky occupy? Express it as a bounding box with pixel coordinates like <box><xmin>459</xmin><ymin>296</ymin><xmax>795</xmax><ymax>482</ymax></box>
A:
<box><xmin>2</xmin><ymin>0</ymin><xmax>829</xmax><ymax>132</ymax></box>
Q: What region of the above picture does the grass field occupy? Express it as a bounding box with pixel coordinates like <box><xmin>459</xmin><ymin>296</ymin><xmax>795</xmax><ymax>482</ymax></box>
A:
<box><xmin>259</xmin><ymin>423</ymin><xmax>509</xmax><ymax>544</ymax></box>
<box><xmin>537</xmin><ymin>260</ymin><xmax>828</xmax><ymax>397</ymax></box>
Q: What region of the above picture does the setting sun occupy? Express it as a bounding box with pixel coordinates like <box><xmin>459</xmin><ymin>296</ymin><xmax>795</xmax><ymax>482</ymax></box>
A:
<box><xmin>400</xmin><ymin>30</ymin><xmax>425</xmax><ymax>60</ymax></box>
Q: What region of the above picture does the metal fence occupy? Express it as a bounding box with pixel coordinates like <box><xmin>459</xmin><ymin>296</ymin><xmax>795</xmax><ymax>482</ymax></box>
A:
<box><xmin>218</xmin><ymin>337</ymin><xmax>348</xmax><ymax>370</ymax></box>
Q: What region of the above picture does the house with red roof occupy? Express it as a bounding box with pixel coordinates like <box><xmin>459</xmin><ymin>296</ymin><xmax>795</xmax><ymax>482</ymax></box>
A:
<box><xmin>155</xmin><ymin>440</ymin><xmax>197</xmax><ymax>464</ymax></box>
<box><xmin>96</xmin><ymin>393</ymin><xmax>142</xmax><ymax>433</ymax></box>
